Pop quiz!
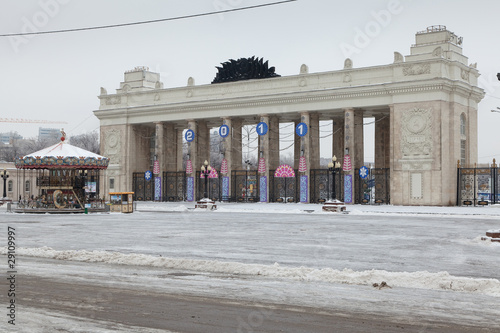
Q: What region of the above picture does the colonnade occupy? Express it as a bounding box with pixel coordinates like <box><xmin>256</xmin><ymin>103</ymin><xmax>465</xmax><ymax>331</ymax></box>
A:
<box><xmin>143</xmin><ymin>109</ymin><xmax>390</xmax><ymax>203</ymax></box>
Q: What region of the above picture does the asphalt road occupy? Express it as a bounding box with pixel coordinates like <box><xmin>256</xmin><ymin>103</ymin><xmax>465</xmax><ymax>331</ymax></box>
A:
<box><xmin>9</xmin><ymin>275</ymin><xmax>493</xmax><ymax>333</ymax></box>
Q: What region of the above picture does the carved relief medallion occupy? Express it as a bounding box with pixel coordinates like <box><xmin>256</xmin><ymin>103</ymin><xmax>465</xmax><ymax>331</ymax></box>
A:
<box><xmin>401</xmin><ymin>108</ymin><xmax>432</xmax><ymax>158</ymax></box>
<box><xmin>105</xmin><ymin>129</ymin><xmax>121</xmax><ymax>164</ymax></box>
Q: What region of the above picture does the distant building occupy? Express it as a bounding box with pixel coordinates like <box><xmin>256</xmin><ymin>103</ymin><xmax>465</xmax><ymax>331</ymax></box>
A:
<box><xmin>0</xmin><ymin>132</ymin><xmax>22</xmax><ymax>145</ymax></box>
<box><xmin>0</xmin><ymin>162</ymin><xmax>37</xmax><ymax>201</ymax></box>
<box><xmin>38</xmin><ymin>128</ymin><xmax>60</xmax><ymax>141</ymax></box>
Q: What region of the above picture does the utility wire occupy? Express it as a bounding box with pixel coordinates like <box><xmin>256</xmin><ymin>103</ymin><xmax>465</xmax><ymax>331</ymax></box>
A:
<box><xmin>0</xmin><ymin>1</ymin><xmax>297</xmax><ymax>37</ymax></box>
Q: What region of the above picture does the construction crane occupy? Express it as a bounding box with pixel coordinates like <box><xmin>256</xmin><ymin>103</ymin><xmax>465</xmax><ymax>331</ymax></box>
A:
<box><xmin>0</xmin><ymin>118</ymin><xmax>68</xmax><ymax>124</ymax></box>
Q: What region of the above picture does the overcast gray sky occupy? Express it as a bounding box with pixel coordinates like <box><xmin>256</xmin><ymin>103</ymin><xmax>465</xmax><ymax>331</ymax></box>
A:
<box><xmin>1</xmin><ymin>0</ymin><xmax>499</xmax><ymax>163</ymax></box>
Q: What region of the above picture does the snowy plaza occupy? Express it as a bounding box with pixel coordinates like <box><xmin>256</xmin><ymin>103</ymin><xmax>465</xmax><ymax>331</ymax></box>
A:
<box><xmin>1</xmin><ymin>202</ymin><xmax>500</xmax><ymax>332</ymax></box>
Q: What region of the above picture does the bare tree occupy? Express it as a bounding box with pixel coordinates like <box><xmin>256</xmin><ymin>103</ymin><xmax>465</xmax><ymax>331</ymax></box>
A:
<box><xmin>69</xmin><ymin>131</ymin><xmax>100</xmax><ymax>154</ymax></box>
<box><xmin>0</xmin><ymin>137</ymin><xmax>57</xmax><ymax>162</ymax></box>
<box><xmin>280</xmin><ymin>152</ymin><xmax>294</xmax><ymax>166</ymax></box>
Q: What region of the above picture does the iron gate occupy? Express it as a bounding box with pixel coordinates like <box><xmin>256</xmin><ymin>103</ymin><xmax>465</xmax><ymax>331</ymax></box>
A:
<box><xmin>231</xmin><ymin>170</ymin><xmax>258</xmax><ymax>202</ymax></box>
<box><xmin>163</xmin><ymin>171</ymin><xmax>185</xmax><ymax>201</ymax></box>
<box><xmin>311</xmin><ymin>168</ymin><xmax>389</xmax><ymax>204</ymax></box>
<box><xmin>355</xmin><ymin>168</ymin><xmax>390</xmax><ymax>204</ymax></box>
<box><xmin>132</xmin><ymin>172</ymin><xmax>154</xmax><ymax>201</ymax></box>
<box><xmin>458</xmin><ymin>166</ymin><xmax>497</xmax><ymax>206</ymax></box>
<box><xmin>269</xmin><ymin>170</ymin><xmax>298</xmax><ymax>202</ymax></box>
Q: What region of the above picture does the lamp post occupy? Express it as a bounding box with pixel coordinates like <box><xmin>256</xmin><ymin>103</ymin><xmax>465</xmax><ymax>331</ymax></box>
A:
<box><xmin>200</xmin><ymin>160</ymin><xmax>211</xmax><ymax>199</ymax></box>
<box><xmin>327</xmin><ymin>156</ymin><xmax>342</xmax><ymax>201</ymax></box>
<box><xmin>1</xmin><ymin>169</ymin><xmax>9</xmax><ymax>199</ymax></box>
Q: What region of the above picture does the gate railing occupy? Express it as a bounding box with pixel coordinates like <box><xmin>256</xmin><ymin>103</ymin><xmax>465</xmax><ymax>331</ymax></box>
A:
<box><xmin>132</xmin><ymin>172</ymin><xmax>154</xmax><ymax>201</ymax></box>
<box><xmin>457</xmin><ymin>161</ymin><xmax>498</xmax><ymax>206</ymax></box>
<box><xmin>355</xmin><ymin>168</ymin><xmax>390</xmax><ymax>204</ymax></box>
<box><xmin>310</xmin><ymin>168</ymin><xmax>390</xmax><ymax>204</ymax></box>
<box><xmin>268</xmin><ymin>169</ymin><xmax>299</xmax><ymax>203</ymax></box>
<box><xmin>133</xmin><ymin>167</ymin><xmax>391</xmax><ymax>204</ymax></box>
<box><xmin>163</xmin><ymin>171</ymin><xmax>185</xmax><ymax>202</ymax></box>
<box><xmin>231</xmin><ymin>170</ymin><xmax>259</xmax><ymax>202</ymax></box>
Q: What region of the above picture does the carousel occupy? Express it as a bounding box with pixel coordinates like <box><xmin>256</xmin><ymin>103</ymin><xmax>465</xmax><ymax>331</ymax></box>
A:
<box><xmin>14</xmin><ymin>130</ymin><xmax>109</xmax><ymax>213</ymax></box>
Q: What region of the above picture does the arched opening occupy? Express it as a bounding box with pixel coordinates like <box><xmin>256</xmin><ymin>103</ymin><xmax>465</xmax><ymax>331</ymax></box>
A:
<box><xmin>460</xmin><ymin>113</ymin><xmax>467</xmax><ymax>166</ymax></box>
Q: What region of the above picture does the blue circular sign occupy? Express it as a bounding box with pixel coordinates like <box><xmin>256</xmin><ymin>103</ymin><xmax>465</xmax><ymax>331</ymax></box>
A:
<box><xmin>296</xmin><ymin>122</ymin><xmax>308</xmax><ymax>137</ymax></box>
<box><xmin>359</xmin><ymin>166</ymin><xmax>369</xmax><ymax>179</ymax></box>
<box><xmin>145</xmin><ymin>170</ymin><xmax>152</xmax><ymax>181</ymax></box>
<box><xmin>256</xmin><ymin>122</ymin><xmax>268</xmax><ymax>136</ymax></box>
<box><xmin>184</xmin><ymin>129</ymin><xmax>195</xmax><ymax>142</ymax></box>
<box><xmin>219</xmin><ymin>124</ymin><xmax>229</xmax><ymax>138</ymax></box>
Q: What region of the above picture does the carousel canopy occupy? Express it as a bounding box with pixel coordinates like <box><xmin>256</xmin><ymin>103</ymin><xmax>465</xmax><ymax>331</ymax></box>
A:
<box><xmin>15</xmin><ymin>141</ymin><xmax>109</xmax><ymax>169</ymax></box>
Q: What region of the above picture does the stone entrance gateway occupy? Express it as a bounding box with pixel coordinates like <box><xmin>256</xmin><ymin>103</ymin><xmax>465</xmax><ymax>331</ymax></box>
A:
<box><xmin>95</xmin><ymin>26</ymin><xmax>484</xmax><ymax>206</ymax></box>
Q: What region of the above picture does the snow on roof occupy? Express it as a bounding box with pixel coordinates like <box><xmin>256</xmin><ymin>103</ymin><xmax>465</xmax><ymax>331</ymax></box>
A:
<box><xmin>24</xmin><ymin>141</ymin><xmax>105</xmax><ymax>159</ymax></box>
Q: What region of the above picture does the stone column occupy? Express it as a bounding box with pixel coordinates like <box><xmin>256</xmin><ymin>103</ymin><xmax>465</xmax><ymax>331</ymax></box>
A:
<box><xmin>154</xmin><ymin>122</ymin><xmax>164</xmax><ymax>201</ymax></box>
<box><xmin>176</xmin><ymin>128</ymin><xmax>183</xmax><ymax>172</ymax></box>
<box><xmin>258</xmin><ymin>115</ymin><xmax>270</xmax><ymax>202</ymax></box>
<box><xmin>353</xmin><ymin>110</ymin><xmax>364</xmax><ymax>170</ymax></box>
<box><xmin>187</xmin><ymin>120</ymin><xmax>197</xmax><ymax>201</ymax></box>
<box><xmin>310</xmin><ymin>113</ymin><xmax>320</xmax><ymax>170</ymax></box>
<box><xmin>388</xmin><ymin>104</ymin><xmax>398</xmax><ymax>204</ymax></box>
<box><xmin>231</xmin><ymin>119</ymin><xmax>242</xmax><ymax>171</ymax></box>
<box><xmin>154</xmin><ymin>122</ymin><xmax>164</xmax><ymax>174</ymax></box>
<box><xmin>222</xmin><ymin>117</ymin><xmax>233</xmax><ymax>200</ymax></box>
<box><xmin>269</xmin><ymin>116</ymin><xmax>280</xmax><ymax>171</ymax></box>
<box><xmin>343</xmin><ymin>109</ymin><xmax>355</xmax><ymax>204</ymax></box>
<box><xmin>294</xmin><ymin>119</ymin><xmax>301</xmax><ymax>169</ymax></box>
<box><xmin>300</xmin><ymin>112</ymin><xmax>312</xmax><ymax>202</ymax></box>
<box><xmin>332</xmin><ymin>117</ymin><xmax>345</xmax><ymax>161</ymax></box>
<box><xmin>164</xmin><ymin>123</ymin><xmax>177</xmax><ymax>172</ymax></box>
<box><xmin>375</xmin><ymin>113</ymin><xmax>390</xmax><ymax>169</ymax></box>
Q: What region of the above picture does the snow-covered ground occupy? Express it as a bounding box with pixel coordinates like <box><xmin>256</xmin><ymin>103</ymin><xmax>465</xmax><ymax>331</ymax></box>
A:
<box><xmin>1</xmin><ymin>202</ymin><xmax>500</xmax><ymax>331</ymax></box>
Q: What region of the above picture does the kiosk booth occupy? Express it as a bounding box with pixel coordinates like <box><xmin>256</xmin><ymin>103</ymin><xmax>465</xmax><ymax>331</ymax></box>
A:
<box><xmin>109</xmin><ymin>192</ymin><xmax>134</xmax><ymax>213</ymax></box>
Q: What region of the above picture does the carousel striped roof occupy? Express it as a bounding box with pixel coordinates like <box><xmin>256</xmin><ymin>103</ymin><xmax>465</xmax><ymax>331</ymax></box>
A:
<box><xmin>24</xmin><ymin>141</ymin><xmax>105</xmax><ymax>159</ymax></box>
<box><xmin>15</xmin><ymin>141</ymin><xmax>109</xmax><ymax>169</ymax></box>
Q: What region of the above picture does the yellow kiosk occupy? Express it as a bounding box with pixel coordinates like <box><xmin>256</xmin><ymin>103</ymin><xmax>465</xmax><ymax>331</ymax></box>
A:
<box><xmin>109</xmin><ymin>192</ymin><xmax>134</xmax><ymax>213</ymax></box>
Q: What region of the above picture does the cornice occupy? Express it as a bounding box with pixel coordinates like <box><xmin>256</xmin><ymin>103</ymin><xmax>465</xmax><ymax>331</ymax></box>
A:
<box><xmin>94</xmin><ymin>78</ymin><xmax>484</xmax><ymax>121</ymax></box>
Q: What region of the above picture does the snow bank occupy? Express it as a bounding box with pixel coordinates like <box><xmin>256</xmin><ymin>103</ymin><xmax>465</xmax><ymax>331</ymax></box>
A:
<box><xmin>136</xmin><ymin>204</ymin><xmax>189</xmax><ymax>212</ymax></box>
<box><xmin>4</xmin><ymin>246</ymin><xmax>500</xmax><ymax>297</ymax></box>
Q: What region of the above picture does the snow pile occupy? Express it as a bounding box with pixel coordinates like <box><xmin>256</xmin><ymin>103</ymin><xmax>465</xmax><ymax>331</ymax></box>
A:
<box><xmin>136</xmin><ymin>204</ymin><xmax>188</xmax><ymax>212</ymax></box>
<box><xmin>471</xmin><ymin>236</ymin><xmax>500</xmax><ymax>246</ymax></box>
<box><xmin>215</xmin><ymin>206</ymin><xmax>307</xmax><ymax>215</ymax></box>
<box><xmin>4</xmin><ymin>246</ymin><xmax>500</xmax><ymax>297</ymax></box>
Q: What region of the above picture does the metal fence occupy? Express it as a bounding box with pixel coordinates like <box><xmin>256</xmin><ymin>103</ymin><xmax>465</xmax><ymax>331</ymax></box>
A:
<box><xmin>132</xmin><ymin>167</ymin><xmax>391</xmax><ymax>204</ymax></box>
<box><xmin>163</xmin><ymin>171</ymin><xmax>185</xmax><ymax>201</ymax></box>
<box><xmin>457</xmin><ymin>164</ymin><xmax>499</xmax><ymax>206</ymax></box>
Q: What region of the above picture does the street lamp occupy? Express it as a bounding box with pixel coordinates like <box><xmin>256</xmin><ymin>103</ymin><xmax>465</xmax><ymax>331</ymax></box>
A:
<box><xmin>327</xmin><ymin>156</ymin><xmax>342</xmax><ymax>201</ymax></box>
<box><xmin>1</xmin><ymin>169</ymin><xmax>9</xmax><ymax>199</ymax></box>
<box><xmin>200</xmin><ymin>160</ymin><xmax>211</xmax><ymax>199</ymax></box>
